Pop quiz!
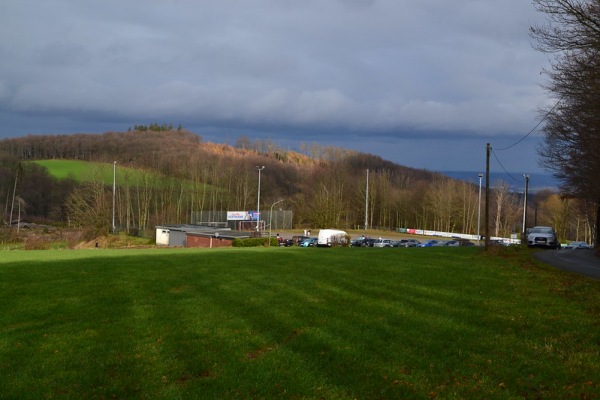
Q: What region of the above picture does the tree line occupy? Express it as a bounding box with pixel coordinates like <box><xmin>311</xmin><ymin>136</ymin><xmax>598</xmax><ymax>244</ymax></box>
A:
<box><xmin>129</xmin><ymin>123</ymin><xmax>183</xmax><ymax>132</ymax></box>
<box><xmin>531</xmin><ymin>0</ymin><xmax>600</xmax><ymax>245</ymax></box>
<box><xmin>0</xmin><ymin>130</ymin><xmax>595</xmax><ymax>244</ymax></box>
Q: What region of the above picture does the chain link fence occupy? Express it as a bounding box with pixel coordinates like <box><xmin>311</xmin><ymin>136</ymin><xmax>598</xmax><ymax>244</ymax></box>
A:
<box><xmin>191</xmin><ymin>210</ymin><xmax>293</xmax><ymax>231</ymax></box>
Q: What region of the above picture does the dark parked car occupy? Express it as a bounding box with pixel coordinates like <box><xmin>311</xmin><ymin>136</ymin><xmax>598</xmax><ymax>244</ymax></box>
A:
<box><xmin>363</xmin><ymin>238</ymin><xmax>377</xmax><ymax>247</ymax></box>
<box><xmin>395</xmin><ymin>239</ymin><xmax>421</xmax><ymax>247</ymax></box>
<box><xmin>283</xmin><ymin>235</ymin><xmax>310</xmax><ymax>246</ymax></box>
<box><xmin>352</xmin><ymin>238</ymin><xmax>376</xmax><ymax>247</ymax></box>
<box><xmin>418</xmin><ymin>240</ymin><xmax>444</xmax><ymax>247</ymax></box>
<box><xmin>443</xmin><ymin>239</ymin><xmax>475</xmax><ymax>247</ymax></box>
<box><xmin>443</xmin><ymin>240</ymin><xmax>461</xmax><ymax>247</ymax></box>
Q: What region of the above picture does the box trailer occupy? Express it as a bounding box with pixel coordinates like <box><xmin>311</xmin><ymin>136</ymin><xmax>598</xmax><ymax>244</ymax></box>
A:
<box><xmin>317</xmin><ymin>229</ymin><xmax>349</xmax><ymax>247</ymax></box>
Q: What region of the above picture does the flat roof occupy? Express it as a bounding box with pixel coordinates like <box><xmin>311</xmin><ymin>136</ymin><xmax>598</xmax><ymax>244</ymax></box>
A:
<box><xmin>156</xmin><ymin>224</ymin><xmax>252</xmax><ymax>239</ymax></box>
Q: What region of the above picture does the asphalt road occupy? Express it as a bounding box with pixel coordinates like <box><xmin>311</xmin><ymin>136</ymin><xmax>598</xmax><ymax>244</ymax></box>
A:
<box><xmin>533</xmin><ymin>248</ymin><xmax>600</xmax><ymax>280</ymax></box>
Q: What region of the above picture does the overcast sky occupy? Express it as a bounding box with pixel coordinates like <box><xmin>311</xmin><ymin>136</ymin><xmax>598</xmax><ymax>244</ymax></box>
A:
<box><xmin>0</xmin><ymin>0</ymin><xmax>552</xmax><ymax>173</ymax></box>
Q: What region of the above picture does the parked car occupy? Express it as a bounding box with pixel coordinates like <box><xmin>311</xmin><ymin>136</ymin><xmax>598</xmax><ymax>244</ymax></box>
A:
<box><xmin>443</xmin><ymin>240</ymin><xmax>461</xmax><ymax>247</ymax></box>
<box><xmin>352</xmin><ymin>237</ymin><xmax>365</xmax><ymax>247</ymax></box>
<box><xmin>283</xmin><ymin>235</ymin><xmax>310</xmax><ymax>246</ymax></box>
<box><xmin>564</xmin><ymin>241</ymin><xmax>592</xmax><ymax>249</ymax></box>
<box><xmin>373</xmin><ymin>239</ymin><xmax>393</xmax><ymax>248</ymax></box>
<box><xmin>353</xmin><ymin>238</ymin><xmax>376</xmax><ymax>247</ymax></box>
<box><xmin>419</xmin><ymin>240</ymin><xmax>443</xmax><ymax>247</ymax></box>
<box><xmin>299</xmin><ymin>237</ymin><xmax>318</xmax><ymax>247</ymax></box>
<box><xmin>395</xmin><ymin>239</ymin><xmax>421</xmax><ymax>247</ymax></box>
<box><xmin>527</xmin><ymin>226</ymin><xmax>560</xmax><ymax>249</ymax></box>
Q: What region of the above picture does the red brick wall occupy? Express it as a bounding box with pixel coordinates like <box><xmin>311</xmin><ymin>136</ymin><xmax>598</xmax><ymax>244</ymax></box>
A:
<box><xmin>186</xmin><ymin>235</ymin><xmax>233</xmax><ymax>248</ymax></box>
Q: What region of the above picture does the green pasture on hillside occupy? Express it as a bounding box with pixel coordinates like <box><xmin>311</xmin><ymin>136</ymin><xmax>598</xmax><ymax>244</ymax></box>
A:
<box><xmin>33</xmin><ymin>160</ymin><xmax>115</xmax><ymax>183</ymax></box>
<box><xmin>0</xmin><ymin>247</ymin><xmax>599</xmax><ymax>399</ymax></box>
<box><xmin>31</xmin><ymin>159</ymin><xmax>174</xmax><ymax>187</ymax></box>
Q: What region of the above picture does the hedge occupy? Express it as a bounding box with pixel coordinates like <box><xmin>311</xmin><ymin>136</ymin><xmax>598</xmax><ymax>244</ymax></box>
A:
<box><xmin>232</xmin><ymin>237</ymin><xmax>278</xmax><ymax>247</ymax></box>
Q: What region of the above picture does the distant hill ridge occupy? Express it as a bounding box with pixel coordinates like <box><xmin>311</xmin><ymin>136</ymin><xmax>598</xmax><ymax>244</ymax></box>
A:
<box><xmin>0</xmin><ymin>130</ymin><xmax>563</xmax><ymax>235</ymax></box>
<box><xmin>0</xmin><ymin>130</ymin><xmax>442</xmax><ymax>182</ymax></box>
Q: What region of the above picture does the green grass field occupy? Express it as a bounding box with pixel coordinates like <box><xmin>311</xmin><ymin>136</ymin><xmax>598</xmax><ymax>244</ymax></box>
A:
<box><xmin>31</xmin><ymin>159</ymin><xmax>208</xmax><ymax>193</ymax></box>
<box><xmin>0</xmin><ymin>247</ymin><xmax>598</xmax><ymax>399</ymax></box>
<box><xmin>32</xmin><ymin>160</ymin><xmax>117</xmax><ymax>183</ymax></box>
<box><xmin>31</xmin><ymin>159</ymin><xmax>171</xmax><ymax>187</ymax></box>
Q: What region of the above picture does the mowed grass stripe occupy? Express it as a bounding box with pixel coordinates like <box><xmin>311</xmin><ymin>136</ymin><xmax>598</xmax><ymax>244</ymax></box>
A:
<box><xmin>0</xmin><ymin>247</ymin><xmax>598</xmax><ymax>399</ymax></box>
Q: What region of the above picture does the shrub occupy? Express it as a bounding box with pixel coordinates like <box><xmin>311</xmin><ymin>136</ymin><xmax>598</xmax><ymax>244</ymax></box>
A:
<box><xmin>24</xmin><ymin>235</ymin><xmax>51</xmax><ymax>250</ymax></box>
<box><xmin>232</xmin><ymin>238</ymin><xmax>272</xmax><ymax>247</ymax></box>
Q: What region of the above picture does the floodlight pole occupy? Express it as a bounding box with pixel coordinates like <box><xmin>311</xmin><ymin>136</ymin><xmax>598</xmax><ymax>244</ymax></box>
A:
<box><xmin>269</xmin><ymin>199</ymin><xmax>284</xmax><ymax>246</ymax></box>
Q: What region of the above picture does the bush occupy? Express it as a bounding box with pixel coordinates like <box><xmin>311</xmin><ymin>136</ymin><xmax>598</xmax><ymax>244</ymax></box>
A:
<box><xmin>232</xmin><ymin>237</ymin><xmax>273</xmax><ymax>247</ymax></box>
<box><xmin>24</xmin><ymin>235</ymin><xmax>51</xmax><ymax>250</ymax></box>
<box><xmin>330</xmin><ymin>234</ymin><xmax>351</xmax><ymax>247</ymax></box>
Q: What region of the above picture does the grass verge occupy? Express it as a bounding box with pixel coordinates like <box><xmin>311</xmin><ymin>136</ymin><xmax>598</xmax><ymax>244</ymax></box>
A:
<box><xmin>0</xmin><ymin>247</ymin><xmax>598</xmax><ymax>399</ymax></box>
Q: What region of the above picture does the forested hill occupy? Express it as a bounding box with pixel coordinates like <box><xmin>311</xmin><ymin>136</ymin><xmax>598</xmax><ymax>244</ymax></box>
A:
<box><xmin>0</xmin><ymin>129</ymin><xmax>447</xmax><ymax>231</ymax></box>
<box><xmin>0</xmin><ymin>129</ymin><xmax>440</xmax><ymax>185</ymax></box>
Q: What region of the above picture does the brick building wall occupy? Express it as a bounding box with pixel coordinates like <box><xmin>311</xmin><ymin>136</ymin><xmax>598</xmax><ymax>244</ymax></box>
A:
<box><xmin>186</xmin><ymin>234</ymin><xmax>233</xmax><ymax>248</ymax></box>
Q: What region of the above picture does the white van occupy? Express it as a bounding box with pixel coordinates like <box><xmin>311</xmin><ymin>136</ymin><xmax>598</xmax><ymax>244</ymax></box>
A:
<box><xmin>317</xmin><ymin>229</ymin><xmax>349</xmax><ymax>247</ymax></box>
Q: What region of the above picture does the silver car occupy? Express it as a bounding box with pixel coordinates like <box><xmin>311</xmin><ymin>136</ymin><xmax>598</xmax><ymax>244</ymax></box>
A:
<box><xmin>527</xmin><ymin>226</ymin><xmax>560</xmax><ymax>249</ymax></box>
<box><xmin>396</xmin><ymin>239</ymin><xmax>421</xmax><ymax>247</ymax></box>
<box><xmin>564</xmin><ymin>241</ymin><xmax>591</xmax><ymax>249</ymax></box>
<box><xmin>373</xmin><ymin>239</ymin><xmax>393</xmax><ymax>248</ymax></box>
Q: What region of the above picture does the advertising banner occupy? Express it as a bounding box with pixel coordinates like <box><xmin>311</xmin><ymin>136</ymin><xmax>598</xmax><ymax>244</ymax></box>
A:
<box><xmin>227</xmin><ymin>211</ymin><xmax>250</xmax><ymax>221</ymax></box>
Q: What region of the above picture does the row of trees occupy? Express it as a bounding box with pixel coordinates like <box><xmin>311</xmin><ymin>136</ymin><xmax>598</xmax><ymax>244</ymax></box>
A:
<box><xmin>0</xmin><ymin>130</ymin><xmax>595</xmax><ymax>243</ymax></box>
<box><xmin>129</xmin><ymin>123</ymin><xmax>183</xmax><ymax>132</ymax></box>
<box><xmin>531</xmin><ymin>0</ymin><xmax>600</xmax><ymax>245</ymax></box>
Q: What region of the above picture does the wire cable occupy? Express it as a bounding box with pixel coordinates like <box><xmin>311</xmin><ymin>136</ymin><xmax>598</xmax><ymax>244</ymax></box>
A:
<box><xmin>491</xmin><ymin>147</ymin><xmax>522</xmax><ymax>182</ymax></box>
<box><xmin>495</xmin><ymin>94</ymin><xmax>565</xmax><ymax>151</ymax></box>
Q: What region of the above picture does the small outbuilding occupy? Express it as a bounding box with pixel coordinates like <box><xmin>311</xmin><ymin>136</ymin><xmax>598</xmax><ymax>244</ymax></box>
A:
<box><xmin>155</xmin><ymin>225</ymin><xmax>252</xmax><ymax>248</ymax></box>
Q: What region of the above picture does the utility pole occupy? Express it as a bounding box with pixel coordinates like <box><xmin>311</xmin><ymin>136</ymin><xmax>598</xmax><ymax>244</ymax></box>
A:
<box><xmin>485</xmin><ymin>144</ymin><xmax>490</xmax><ymax>250</ymax></box>
<box><xmin>522</xmin><ymin>174</ymin><xmax>529</xmax><ymax>243</ymax></box>
<box><xmin>477</xmin><ymin>173</ymin><xmax>483</xmax><ymax>243</ymax></box>
<box><xmin>365</xmin><ymin>169</ymin><xmax>369</xmax><ymax>230</ymax></box>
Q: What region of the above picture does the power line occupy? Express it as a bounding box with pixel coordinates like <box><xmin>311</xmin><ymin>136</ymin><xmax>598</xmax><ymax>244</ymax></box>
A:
<box><xmin>490</xmin><ymin>94</ymin><xmax>565</xmax><ymax>182</ymax></box>
<box><xmin>490</xmin><ymin>147</ymin><xmax>521</xmax><ymax>182</ymax></box>
<box><xmin>495</xmin><ymin>94</ymin><xmax>565</xmax><ymax>151</ymax></box>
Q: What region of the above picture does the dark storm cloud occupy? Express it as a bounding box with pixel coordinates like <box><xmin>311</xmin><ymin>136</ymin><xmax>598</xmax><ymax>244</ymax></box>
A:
<box><xmin>0</xmin><ymin>0</ymin><xmax>550</xmax><ymax>171</ymax></box>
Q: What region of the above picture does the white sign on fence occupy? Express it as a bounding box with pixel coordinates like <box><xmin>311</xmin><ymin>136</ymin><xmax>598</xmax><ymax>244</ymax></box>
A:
<box><xmin>227</xmin><ymin>211</ymin><xmax>251</xmax><ymax>221</ymax></box>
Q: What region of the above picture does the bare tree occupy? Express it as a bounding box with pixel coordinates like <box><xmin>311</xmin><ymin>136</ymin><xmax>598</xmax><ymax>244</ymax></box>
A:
<box><xmin>491</xmin><ymin>181</ymin><xmax>521</xmax><ymax>238</ymax></box>
<box><xmin>66</xmin><ymin>181</ymin><xmax>111</xmax><ymax>238</ymax></box>
<box><xmin>532</xmin><ymin>0</ymin><xmax>600</xmax><ymax>245</ymax></box>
